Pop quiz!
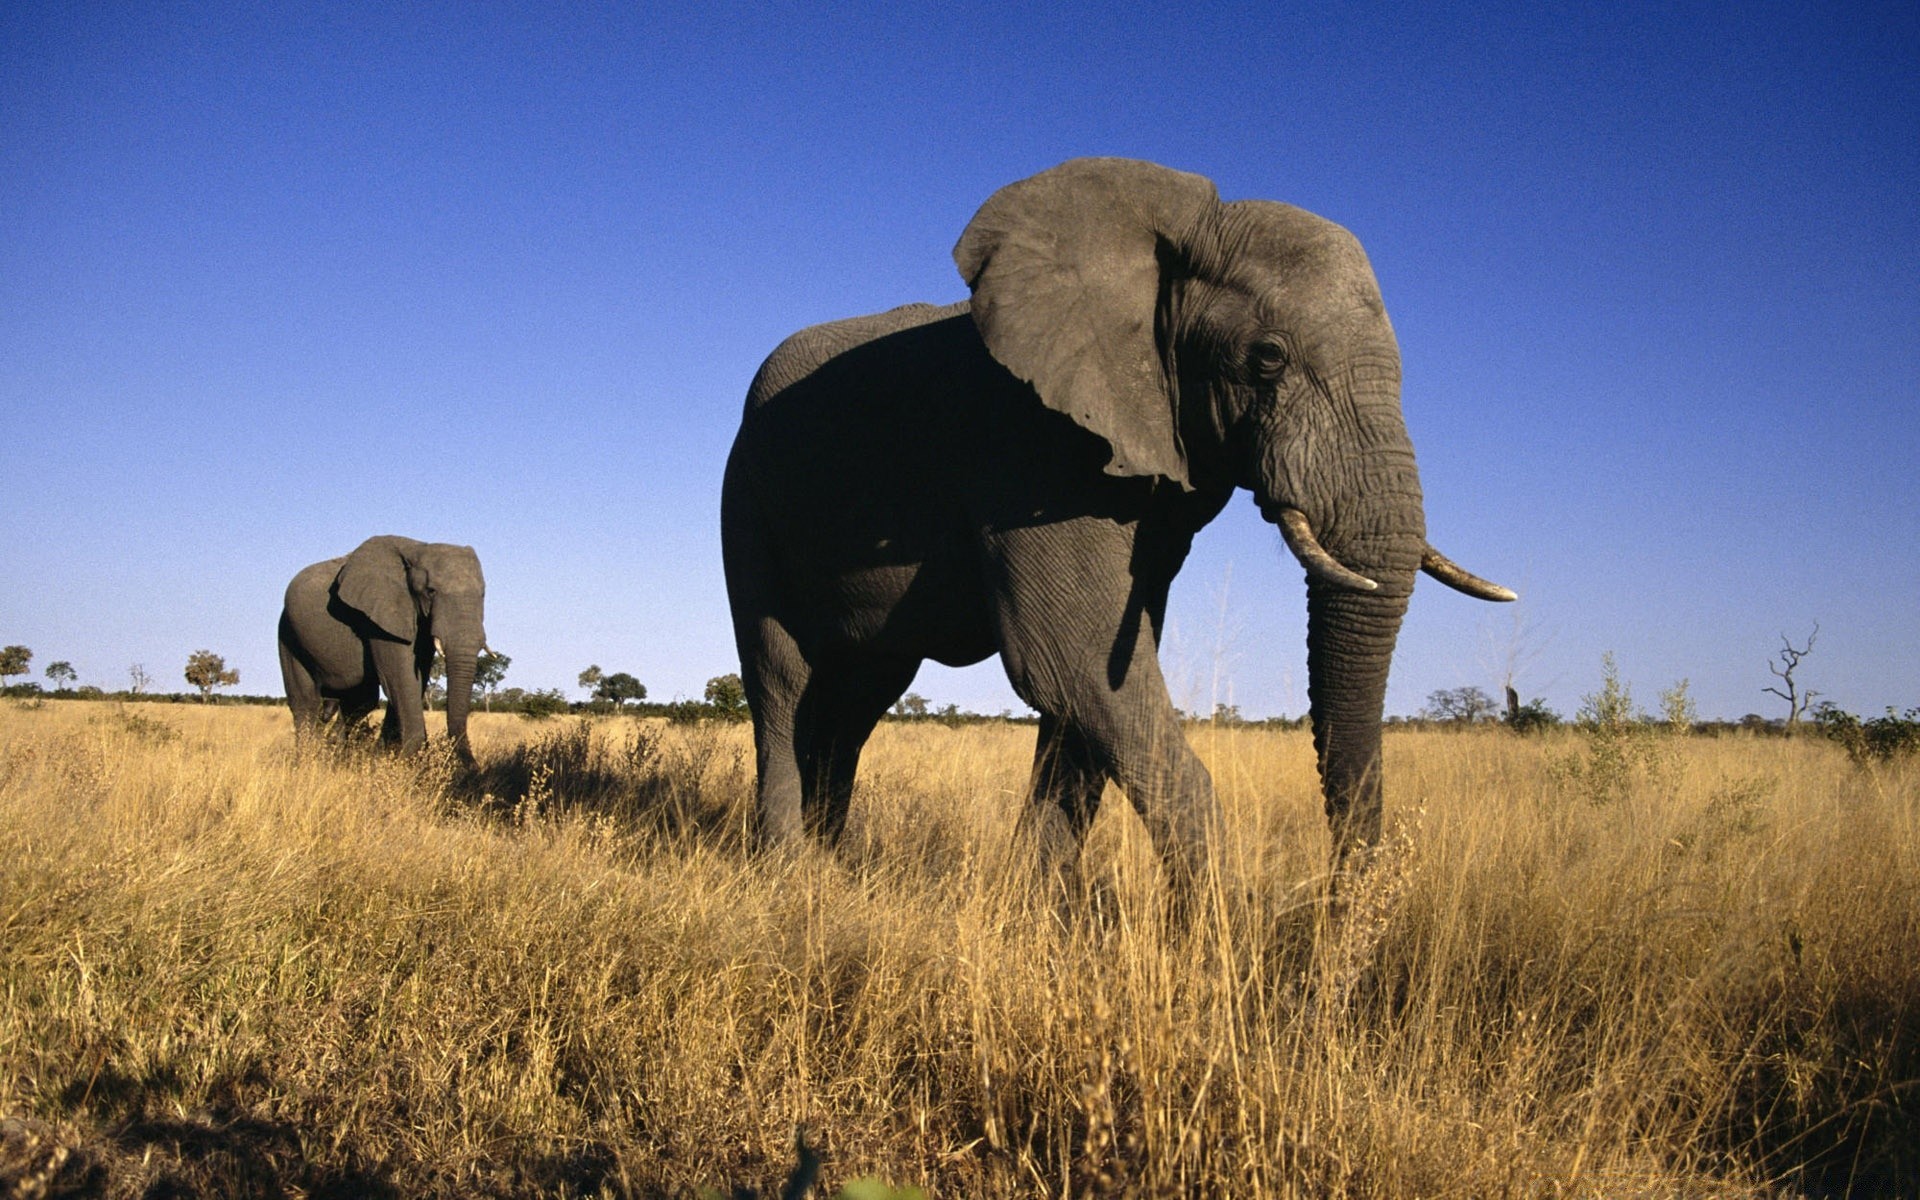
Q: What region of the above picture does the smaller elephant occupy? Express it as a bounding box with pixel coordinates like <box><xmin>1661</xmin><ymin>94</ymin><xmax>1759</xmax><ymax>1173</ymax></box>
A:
<box><xmin>278</xmin><ymin>535</ymin><xmax>487</xmax><ymax>758</ymax></box>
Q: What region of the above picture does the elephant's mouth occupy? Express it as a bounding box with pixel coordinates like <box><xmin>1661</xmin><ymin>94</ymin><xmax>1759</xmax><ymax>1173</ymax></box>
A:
<box><xmin>1263</xmin><ymin>503</ymin><xmax>1517</xmax><ymax>603</ymax></box>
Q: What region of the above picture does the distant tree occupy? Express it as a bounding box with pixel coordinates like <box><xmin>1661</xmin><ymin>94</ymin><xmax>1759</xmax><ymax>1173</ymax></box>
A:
<box><xmin>1505</xmin><ymin>697</ymin><xmax>1561</xmax><ymax>734</ymax></box>
<box><xmin>183</xmin><ymin>650</ymin><xmax>239</xmax><ymax>702</ymax></box>
<box><xmin>596</xmin><ymin>672</ymin><xmax>646</xmax><ymax>708</ymax></box>
<box><xmin>1763</xmin><ymin>623</ymin><xmax>1820</xmax><ymax>729</ymax></box>
<box><xmin>578</xmin><ymin>665</ymin><xmax>604</xmax><ymax>698</ymax></box>
<box><xmin>0</xmin><ymin>646</ymin><xmax>31</xmax><ymax>689</ymax></box>
<box><xmin>473</xmin><ymin>649</ymin><xmax>511</xmax><ymax>711</ymax></box>
<box><xmin>1211</xmin><ymin>702</ymin><xmax>1244</xmax><ymax>725</ymax></box>
<box><xmin>704</xmin><ymin>673</ymin><xmax>748</xmax><ymax>718</ymax></box>
<box><xmin>128</xmin><ymin>663</ymin><xmax>152</xmax><ymax>695</ymax></box>
<box><xmin>1422</xmin><ymin>685</ymin><xmax>1499</xmax><ymax>723</ymax></box>
<box><xmin>45</xmin><ymin>661</ymin><xmax>77</xmax><ymax>690</ymax></box>
<box><xmin>893</xmin><ymin>692</ymin><xmax>929</xmax><ymax>717</ymax></box>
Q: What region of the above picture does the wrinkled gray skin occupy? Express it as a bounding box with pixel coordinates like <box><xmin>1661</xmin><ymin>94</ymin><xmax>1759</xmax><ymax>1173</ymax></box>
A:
<box><xmin>278</xmin><ymin>535</ymin><xmax>487</xmax><ymax>760</ymax></box>
<box><xmin>722</xmin><ymin>158</ymin><xmax>1511</xmax><ymax>886</ymax></box>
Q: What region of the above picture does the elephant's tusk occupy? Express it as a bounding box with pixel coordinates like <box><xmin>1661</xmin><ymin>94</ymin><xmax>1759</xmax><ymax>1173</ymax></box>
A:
<box><xmin>1274</xmin><ymin>507</ymin><xmax>1379</xmax><ymax>592</ymax></box>
<box><xmin>1421</xmin><ymin>546</ymin><xmax>1518</xmax><ymax>602</ymax></box>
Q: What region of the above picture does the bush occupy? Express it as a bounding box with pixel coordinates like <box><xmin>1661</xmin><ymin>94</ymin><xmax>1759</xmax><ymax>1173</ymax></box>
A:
<box><xmin>1505</xmin><ymin>697</ymin><xmax>1560</xmax><ymax>734</ymax></box>
<box><xmin>1551</xmin><ymin>653</ymin><xmax>1674</xmax><ymax>806</ymax></box>
<box><xmin>1813</xmin><ymin>703</ymin><xmax>1920</xmax><ymax>765</ymax></box>
<box><xmin>518</xmin><ymin>688</ymin><xmax>570</xmax><ymax>720</ymax></box>
<box><xmin>659</xmin><ymin>700</ymin><xmax>712</xmax><ymax>724</ymax></box>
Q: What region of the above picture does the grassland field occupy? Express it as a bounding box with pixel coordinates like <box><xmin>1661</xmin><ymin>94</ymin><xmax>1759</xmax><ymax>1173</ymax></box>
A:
<box><xmin>1</xmin><ymin>700</ymin><xmax>1915</xmax><ymax>1198</ymax></box>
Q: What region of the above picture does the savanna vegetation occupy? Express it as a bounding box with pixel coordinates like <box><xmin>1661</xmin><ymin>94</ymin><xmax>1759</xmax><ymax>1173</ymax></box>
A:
<box><xmin>2</xmin><ymin>699</ymin><xmax>1916</xmax><ymax>1197</ymax></box>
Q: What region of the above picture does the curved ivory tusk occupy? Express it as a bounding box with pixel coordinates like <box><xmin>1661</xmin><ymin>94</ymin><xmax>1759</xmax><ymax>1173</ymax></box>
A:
<box><xmin>1421</xmin><ymin>547</ymin><xmax>1518</xmax><ymax>602</ymax></box>
<box><xmin>1275</xmin><ymin>508</ymin><xmax>1379</xmax><ymax>592</ymax></box>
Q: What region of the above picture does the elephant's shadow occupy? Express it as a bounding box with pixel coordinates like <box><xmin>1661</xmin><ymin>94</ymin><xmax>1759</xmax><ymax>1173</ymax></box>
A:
<box><xmin>32</xmin><ymin>1061</ymin><xmax>624</xmax><ymax>1198</ymax></box>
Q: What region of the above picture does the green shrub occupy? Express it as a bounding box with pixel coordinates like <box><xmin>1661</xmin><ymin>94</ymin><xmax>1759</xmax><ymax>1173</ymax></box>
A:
<box><xmin>518</xmin><ymin>688</ymin><xmax>570</xmax><ymax>720</ymax></box>
<box><xmin>1813</xmin><ymin>703</ymin><xmax>1920</xmax><ymax>765</ymax></box>
<box><xmin>1505</xmin><ymin>697</ymin><xmax>1560</xmax><ymax>734</ymax></box>
<box><xmin>1551</xmin><ymin>653</ymin><xmax>1674</xmax><ymax>805</ymax></box>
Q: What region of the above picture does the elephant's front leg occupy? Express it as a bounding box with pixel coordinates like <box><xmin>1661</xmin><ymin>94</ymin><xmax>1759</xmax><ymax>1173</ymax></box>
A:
<box><xmin>988</xmin><ymin>517</ymin><xmax>1223</xmax><ymax>892</ymax></box>
<box><xmin>369</xmin><ymin>638</ymin><xmax>429</xmax><ymax>752</ymax></box>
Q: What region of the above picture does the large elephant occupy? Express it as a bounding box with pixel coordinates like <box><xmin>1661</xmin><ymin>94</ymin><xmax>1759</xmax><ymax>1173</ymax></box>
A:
<box><xmin>722</xmin><ymin>158</ymin><xmax>1512</xmax><ymax>884</ymax></box>
<box><xmin>278</xmin><ymin>535</ymin><xmax>487</xmax><ymax>760</ymax></box>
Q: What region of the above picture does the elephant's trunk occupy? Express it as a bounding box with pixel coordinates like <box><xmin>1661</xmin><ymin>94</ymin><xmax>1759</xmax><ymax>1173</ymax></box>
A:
<box><xmin>441</xmin><ymin>639</ymin><xmax>479</xmax><ymax>761</ymax></box>
<box><xmin>1305</xmin><ymin>580</ymin><xmax>1411</xmax><ymax>860</ymax></box>
<box><xmin>1259</xmin><ymin>375</ymin><xmax>1425</xmax><ymax>864</ymax></box>
<box><xmin>1284</xmin><ymin>498</ymin><xmax>1510</xmax><ymax>864</ymax></box>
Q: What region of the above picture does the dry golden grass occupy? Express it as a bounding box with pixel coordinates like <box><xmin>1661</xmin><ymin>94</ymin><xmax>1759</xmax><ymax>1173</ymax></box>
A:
<box><xmin>2</xmin><ymin>700</ymin><xmax>1916</xmax><ymax>1197</ymax></box>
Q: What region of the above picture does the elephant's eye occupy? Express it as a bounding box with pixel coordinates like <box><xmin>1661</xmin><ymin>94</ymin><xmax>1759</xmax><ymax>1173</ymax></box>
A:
<box><xmin>1248</xmin><ymin>340</ymin><xmax>1290</xmax><ymax>383</ymax></box>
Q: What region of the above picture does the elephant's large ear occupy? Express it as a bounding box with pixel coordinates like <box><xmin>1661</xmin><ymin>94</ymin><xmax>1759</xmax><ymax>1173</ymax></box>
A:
<box><xmin>335</xmin><ymin>536</ymin><xmax>418</xmax><ymax>642</ymax></box>
<box><xmin>954</xmin><ymin>158</ymin><xmax>1219</xmax><ymax>485</ymax></box>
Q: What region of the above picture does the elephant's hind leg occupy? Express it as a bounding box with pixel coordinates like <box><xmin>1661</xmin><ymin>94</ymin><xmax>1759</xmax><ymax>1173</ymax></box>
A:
<box><xmin>336</xmin><ymin>687</ymin><xmax>379</xmax><ymax>742</ymax></box>
<box><xmin>1016</xmin><ymin>714</ymin><xmax>1109</xmax><ymax>878</ymax></box>
<box><xmin>795</xmin><ymin>654</ymin><xmax>920</xmax><ymax>844</ymax></box>
<box><xmin>741</xmin><ymin>616</ymin><xmax>811</xmax><ymax>847</ymax></box>
<box><xmin>279</xmin><ymin>620</ymin><xmax>325</xmax><ymax>740</ymax></box>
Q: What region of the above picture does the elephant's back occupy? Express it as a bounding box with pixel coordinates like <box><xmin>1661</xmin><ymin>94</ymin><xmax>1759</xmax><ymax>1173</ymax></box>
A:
<box><xmin>285</xmin><ymin>558</ymin><xmax>344</xmax><ymax>607</ymax></box>
<box><xmin>282</xmin><ymin>558</ymin><xmax>348</xmax><ymax>639</ymax></box>
<box><xmin>745</xmin><ymin>300</ymin><xmax>972</xmax><ymax>411</ymax></box>
<box><xmin>280</xmin><ymin>557</ymin><xmax>374</xmax><ymax>690</ymax></box>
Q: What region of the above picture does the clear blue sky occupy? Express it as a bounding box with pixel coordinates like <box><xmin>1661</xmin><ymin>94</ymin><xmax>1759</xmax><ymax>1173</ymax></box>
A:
<box><xmin>4</xmin><ymin>2</ymin><xmax>1915</xmax><ymax>721</ymax></box>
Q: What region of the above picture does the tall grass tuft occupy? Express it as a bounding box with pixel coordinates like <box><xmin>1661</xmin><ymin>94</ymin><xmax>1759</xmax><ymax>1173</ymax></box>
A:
<box><xmin>2</xmin><ymin>702</ymin><xmax>1916</xmax><ymax>1196</ymax></box>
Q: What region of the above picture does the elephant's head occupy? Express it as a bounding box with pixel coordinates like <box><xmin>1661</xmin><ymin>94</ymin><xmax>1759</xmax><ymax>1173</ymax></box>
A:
<box><xmin>955</xmin><ymin>158</ymin><xmax>1512</xmax><ymax>858</ymax></box>
<box><xmin>335</xmin><ymin>535</ymin><xmax>487</xmax><ymax>757</ymax></box>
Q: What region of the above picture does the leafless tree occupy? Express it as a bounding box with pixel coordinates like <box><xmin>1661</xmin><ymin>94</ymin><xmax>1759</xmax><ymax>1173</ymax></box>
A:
<box><xmin>1479</xmin><ymin>596</ymin><xmax>1553</xmax><ymax>725</ymax></box>
<box><xmin>1763</xmin><ymin>623</ymin><xmax>1820</xmax><ymax>728</ymax></box>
